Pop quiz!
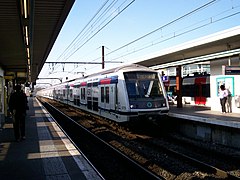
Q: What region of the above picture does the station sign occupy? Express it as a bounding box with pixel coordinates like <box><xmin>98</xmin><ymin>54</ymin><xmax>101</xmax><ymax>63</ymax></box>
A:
<box><xmin>162</xmin><ymin>75</ymin><xmax>169</xmax><ymax>87</ymax></box>
<box><xmin>162</xmin><ymin>75</ymin><xmax>168</xmax><ymax>82</ymax></box>
<box><xmin>224</xmin><ymin>66</ymin><xmax>240</xmax><ymax>75</ymax></box>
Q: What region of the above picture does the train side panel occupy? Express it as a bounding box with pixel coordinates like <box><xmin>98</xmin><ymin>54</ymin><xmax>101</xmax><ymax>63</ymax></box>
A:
<box><xmin>167</xmin><ymin>74</ymin><xmax>210</xmax><ymax>106</ymax></box>
<box><xmin>37</xmin><ymin>64</ymin><xmax>169</xmax><ymax>122</ymax></box>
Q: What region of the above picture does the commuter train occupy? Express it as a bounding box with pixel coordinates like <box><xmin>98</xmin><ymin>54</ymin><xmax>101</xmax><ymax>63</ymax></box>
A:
<box><xmin>165</xmin><ymin>73</ymin><xmax>210</xmax><ymax>106</ymax></box>
<box><xmin>37</xmin><ymin>64</ymin><xmax>169</xmax><ymax>122</ymax></box>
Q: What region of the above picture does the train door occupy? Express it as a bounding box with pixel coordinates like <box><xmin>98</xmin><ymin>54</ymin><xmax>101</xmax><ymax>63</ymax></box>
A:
<box><xmin>108</xmin><ymin>84</ymin><xmax>116</xmax><ymax>110</ymax></box>
<box><xmin>87</xmin><ymin>82</ymin><xmax>98</xmax><ymax>111</ymax></box>
<box><xmin>73</xmin><ymin>85</ymin><xmax>79</xmax><ymax>106</ymax></box>
<box><xmin>80</xmin><ymin>82</ymin><xmax>87</xmax><ymax>106</ymax></box>
<box><xmin>92</xmin><ymin>83</ymin><xmax>99</xmax><ymax>111</ymax></box>
<box><xmin>80</xmin><ymin>87</ymin><xmax>86</xmax><ymax>105</ymax></box>
<box><xmin>87</xmin><ymin>83</ymin><xmax>92</xmax><ymax>110</ymax></box>
<box><xmin>194</xmin><ymin>77</ymin><xmax>207</xmax><ymax>105</ymax></box>
<box><xmin>69</xmin><ymin>85</ymin><xmax>74</xmax><ymax>102</ymax></box>
<box><xmin>99</xmin><ymin>84</ymin><xmax>116</xmax><ymax>110</ymax></box>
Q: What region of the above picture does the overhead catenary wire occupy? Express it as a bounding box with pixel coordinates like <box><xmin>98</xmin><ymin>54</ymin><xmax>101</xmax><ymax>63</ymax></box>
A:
<box><xmin>49</xmin><ymin>0</ymin><xmax>218</xmax><ymax>76</ymax></box>
<box><xmin>43</xmin><ymin>0</ymin><xmax>240</xmax><ymax>82</ymax></box>
<box><xmin>83</xmin><ymin>0</ymin><xmax>220</xmax><ymax>71</ymax></box>
<box><xmin>49</xmin><ymin>0</ymin><xmax>135</xmax><ymax>74</ymax></box>
<box><xmin>106</xmin><ymin>0</ymin><xmax>218</xmax><ymax>57</ymax></box>
<box><xmin>72</xmin><ymin>0</ymin><xmax>119</xmax><ymax>49</ymax></box>
<box><xmin>107</xmin><ymin>9</ymin><xmax>240</xmax><ymax>62</ymax></box>
<box><xmin>83</xmin><ymin>0</ymin><xmax>240</xmax><ymax>72</ymax></box>
<box><xmin>48</xmin><ymin>0</ymin><xmax>217</xmax><ymax>75</ymax></box>
<box><xmin>64</xmin><ymin>0</ymin><xmax>135</xmax><ymax>61</ymax></box>
<box><xmin>54</xmin><ymin>0</ymin><xmax>110</xmax><ymax>64</ymax></box>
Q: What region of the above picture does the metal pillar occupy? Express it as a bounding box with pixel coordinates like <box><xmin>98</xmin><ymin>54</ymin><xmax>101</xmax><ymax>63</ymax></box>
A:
<box><xmin>102</xmin><ymin>46</ymin><xmax>105</xmax><ymax>69</ymax></box>
<box><xmin>176</xmin><ymin>65</ymin><xmax>182</xmax><ymax>108</ymax></box>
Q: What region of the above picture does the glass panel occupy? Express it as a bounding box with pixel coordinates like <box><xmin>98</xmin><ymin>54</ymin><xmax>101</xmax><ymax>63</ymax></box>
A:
<box><xmin>124</xmin><ymin>71</ymin><xmax>163</xmax><ymax>99</ymax></box>
<box><xmin>83</xmin><ymin>88</ymin><xmax>85</xmax><ymax>100</ymax></box>
<box><xmin>81</xmin><ymin>88</ymin><xmax>86</xmax><ymax>100</ymax></box>
<box><xmin>105</xmin><ymin>87</ymin><xmax>109</xmax><ymax>103</ymax></box>
<box><xmin>101</xmin><ymin>87</ymin><xmax>104</xmax><ymax>102</ymax></box>
<box><xmin>69</xmin><ymin>89</ymin><xmax>73</xmax><ymax>98</ymax></box>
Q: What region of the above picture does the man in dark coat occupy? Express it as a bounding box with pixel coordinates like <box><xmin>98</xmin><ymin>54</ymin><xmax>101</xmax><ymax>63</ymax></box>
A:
<box><xmin>9</xmin><ymin>85</ymin><xmax>28</xmax><ymax>141</ymax></box>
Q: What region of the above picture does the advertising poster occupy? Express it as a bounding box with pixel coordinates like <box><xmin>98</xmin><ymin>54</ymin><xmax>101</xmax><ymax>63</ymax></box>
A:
<box><xmin>216</xmin><ymin>77</ymin><xmax>234</xmax><ymax>97</ymax></box>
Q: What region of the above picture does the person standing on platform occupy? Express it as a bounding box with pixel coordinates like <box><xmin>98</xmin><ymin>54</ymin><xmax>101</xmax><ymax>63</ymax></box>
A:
<box><xmin>226</xmin><ymin>88</ymin><xmax>232</xmax><ymax>113</ymax></box>
<box><xmin>219</xmin><ymin>84</ymin><xmax>228</xmax><ymax>113</ymax></box>
<box><xmin>9</xmin><ymin>84</ymin><xmax>29</xmax><ymax>142</ymax></box>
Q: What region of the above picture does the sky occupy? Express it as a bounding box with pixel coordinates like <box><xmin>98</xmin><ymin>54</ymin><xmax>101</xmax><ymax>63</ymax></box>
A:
<box><xmin>37</xmin><ymin>0</ymin><xmax>240</xmax><ymax>86</ymax></box>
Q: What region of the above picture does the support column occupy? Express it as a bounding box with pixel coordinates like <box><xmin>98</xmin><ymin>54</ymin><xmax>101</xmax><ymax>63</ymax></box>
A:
<box><xmin>102</xmin><ymin>46</ymin><xmax>104</xmax><ymax>69</ymax></box>
<box><xmin>176</xmin><ymin>65</ymin><xmax>182</xmax><ymax>108</ymax></box>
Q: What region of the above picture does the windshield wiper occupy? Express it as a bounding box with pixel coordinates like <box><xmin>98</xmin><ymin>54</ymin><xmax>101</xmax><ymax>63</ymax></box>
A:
<box><xmin>145</xmin><ymin>81</ymin><xmax>153</xmax><ymax>97</ymax></box>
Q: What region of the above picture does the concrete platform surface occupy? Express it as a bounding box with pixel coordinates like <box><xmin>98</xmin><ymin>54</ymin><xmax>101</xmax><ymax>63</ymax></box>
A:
<box><xmin>0</xmin><ymin>97</ymin><xmax>103</xmax><ymax>180</ymax></box>
<box><xmin>169</xmin><ymin>104</ymin><xmax>240</xmax><ymax>128</ymax></box>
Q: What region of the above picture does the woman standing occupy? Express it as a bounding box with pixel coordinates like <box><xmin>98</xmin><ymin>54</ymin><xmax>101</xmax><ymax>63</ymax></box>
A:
<box><xmin>219</xmin><ymin>84</ymin><xmax>228</xmax><ymax>113</ymax></box>
<box><xmin>226</xmin><ymin>88</ymin><xmax>232</xmax><ymax>113</ymax></box>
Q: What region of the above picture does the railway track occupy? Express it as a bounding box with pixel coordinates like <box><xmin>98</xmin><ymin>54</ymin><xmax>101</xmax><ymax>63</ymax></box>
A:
<box><xmin>38</xmin><ymin>97</ymin><xmax>240</xmax><ymax>179</ymax></box>
<box><xmin>39</xmin><ymin>98</ymin><xmax>161</xmax><ymax>180</ymax></box>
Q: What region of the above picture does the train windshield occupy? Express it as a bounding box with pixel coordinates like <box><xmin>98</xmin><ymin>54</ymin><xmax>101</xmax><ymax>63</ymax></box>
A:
<box><xmin>124</xmin><ymin>71</ymin><xmax>164</xmax><ymax>99</ymax></box>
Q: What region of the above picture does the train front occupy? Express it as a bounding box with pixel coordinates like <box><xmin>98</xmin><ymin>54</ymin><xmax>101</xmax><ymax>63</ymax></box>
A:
<box><xmin>123</xmin><ymin>70</ymin><xmax>169</xmax><ymax>121</ymax></box>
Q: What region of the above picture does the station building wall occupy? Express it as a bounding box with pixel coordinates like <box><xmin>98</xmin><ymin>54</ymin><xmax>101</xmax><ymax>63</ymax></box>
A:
<box><xmin>210</xmin><ymin>57</ymin><xmax>240</xmax><ymax>113</ymax></box>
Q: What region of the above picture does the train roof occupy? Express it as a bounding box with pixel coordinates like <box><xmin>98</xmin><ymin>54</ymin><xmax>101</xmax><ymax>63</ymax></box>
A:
<box><xmin>68</xmin><ymin>64</ymin><xmax>156</xmax><ymax>83</ymax></box>
<box><xmin>84</xmin><ymin>64</ymin><xmax>156</xmax><ymax>78</ymax></box>
<box><xmin>46</xmin><ymin>64</ymin><xmax>158</xmax><ymax>88</ymax></box>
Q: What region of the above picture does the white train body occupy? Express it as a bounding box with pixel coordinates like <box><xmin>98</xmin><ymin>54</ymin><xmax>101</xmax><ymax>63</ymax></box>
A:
<box><xmin>37</xmin><ymin>64</ymin><xmax>169</xmax><ymax>122</ymax></box>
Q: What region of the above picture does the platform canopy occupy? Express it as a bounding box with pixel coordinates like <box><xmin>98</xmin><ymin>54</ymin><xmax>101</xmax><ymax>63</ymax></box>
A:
<box><xmin>133</xmin><ymin>26</ymin><xmax>240</xmax><ymax>69</ymax></box>
<box><xmin>0</xmin><ymin>0</ymin><xmax>75</xmax><ymax>84</ymax></box>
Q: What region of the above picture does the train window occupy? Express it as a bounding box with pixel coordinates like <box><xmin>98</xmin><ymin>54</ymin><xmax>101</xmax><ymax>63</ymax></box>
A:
<box><xmin>93</xmin><ymin>82</ymin><xmax>98</xmax><ymax>87</ymax></box>
<box><xmin>81</xmin><ymin>88</ymin><xmax>86</xmax><ymax>100</ymax></box>
<box><xmin>84</xmin><ymin>89</ymin><xmax>86</xmax><ymax>99</ymax></box>
<box><xmin>101</xmin><ymin>87</ymin><xmax>104</xmax><ymax>102</ymax></box>
<box><xmin>125</xmin><ymin>82</ymin><xmax>136</xmax><ymax>98</ymax></box>
<box><xmin>124</xmin><ymin>71</ymin><xmax>163</xmax><ymax>99</ymax></box>
<box><xmin>202</xmin><ymin>84</ymin><xmax>210</xmax><ymax>97</ymax></box>
<box><xmin>105</xmin><ymin>87</ymin><xmax>109</xmax><ymax>103</ymax></box>
<box><xmin>195</xmin><ymin>85</ymin><xmax>200</xmax><ymax>96</ymax></box>
<box><xmin>69</xmin><ymin>89</ymin><xmax>73</xmax><ymax>98</ymax></box>
<box><xmin>149</xmin><ymin>80</ymin><xmax>163</xmax><ymax>96</ymax></box>
<box><xmin>182</xmin><ymin>85</ymin><xmax>195</xmax><ymax>97</ymax></box>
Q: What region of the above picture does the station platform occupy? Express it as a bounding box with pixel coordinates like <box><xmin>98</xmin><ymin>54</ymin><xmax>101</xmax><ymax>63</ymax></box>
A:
<box><xmin>0</xmin><ymin>97</ymin><xmax>103</xmax><ymax>180</ymax></box>
<box><xmin>169</xmin><ymin>104</ymin><xmax>240</xmax><ymax>129</ymax></box>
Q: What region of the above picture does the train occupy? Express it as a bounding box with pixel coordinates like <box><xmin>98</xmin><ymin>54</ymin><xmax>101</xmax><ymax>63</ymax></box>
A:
<box><xmin>165</xmin><ymin>73</ymin><xmax>210</xmax><ymax>106</ymax></box>
<box><xmin>37</xmin><ymin>64</ymin><xmax>169</xmax><ymax>122</ymax></box>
